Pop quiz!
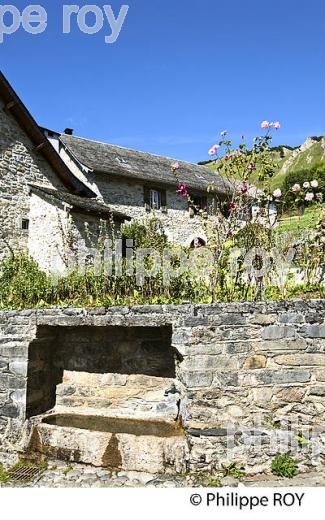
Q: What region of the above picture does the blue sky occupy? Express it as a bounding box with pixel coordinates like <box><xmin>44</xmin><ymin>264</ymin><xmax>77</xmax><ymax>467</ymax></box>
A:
<box><xmin>1</xmin><ymin>0</ymin><xmax>325</xmax><ymax>162</ymax></box>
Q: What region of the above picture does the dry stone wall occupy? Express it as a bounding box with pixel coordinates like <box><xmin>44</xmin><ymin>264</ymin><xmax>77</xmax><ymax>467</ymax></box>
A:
<box><xmin>0</xmin><ymin>300</ymin><xmax>324</xmax><ymax>474</ymax></box>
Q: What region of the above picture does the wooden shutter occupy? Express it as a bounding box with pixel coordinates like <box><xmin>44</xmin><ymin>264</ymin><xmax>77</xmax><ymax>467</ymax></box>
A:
<box><xmin>161</xmin><ymin>189</ymin><xmax>167</xmax><ymax>207</ymax></box>
<box><xmin>161</xmin><ymin>189</ymin><xmax>167</xmax><ymax>213</ymax></box>
<box><xmin>144</xmin><ymin>186</ymin><xmax>151</xmax><ymax>210</ymax></box>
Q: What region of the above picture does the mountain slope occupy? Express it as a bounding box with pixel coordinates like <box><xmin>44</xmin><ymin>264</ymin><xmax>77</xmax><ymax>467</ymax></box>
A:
<box><xmin>204</xmin><ymin>136</ymin><xmax>325</xmax><ymax>190</ymax></box>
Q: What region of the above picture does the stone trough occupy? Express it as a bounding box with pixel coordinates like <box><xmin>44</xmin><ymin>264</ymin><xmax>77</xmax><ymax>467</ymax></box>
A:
<box><xmin>28</xmin><ymin>414</ymin><xmax>188</xmax><ymax>474</ymax></box>
<box><xmin>26</xmin><ymin>370</ymin><xmax>189</xmax><ymax>474</ymax></box>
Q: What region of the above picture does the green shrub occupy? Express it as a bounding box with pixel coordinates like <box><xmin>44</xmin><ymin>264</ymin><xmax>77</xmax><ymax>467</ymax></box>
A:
<box><xmin>0</xmin><ymin>253</ymin><xmax>50</xmax><ymax>309</ymax></box>
<box><xmin>282</xmin><ymin>163</ymin><xmax>325</xmax><ymax>209</ymax></box>
<box><xmin>271</xmin><ymin>453</ymin><xmax>298</xmax><ymax>478</ymax></box>
<box><xmin>0</xmin><ymin>464</ymin><xmax>9</xmax><ymax>483</ymax></box>
<box><xmin>222</xmin><ymin>462</ymin><xmax>245</xmax><ymax>479</ymax></box>
<box><xmin>122</xmin><ymin>216</ymin><xmax>168</xmax><ymax>251</ymax></box>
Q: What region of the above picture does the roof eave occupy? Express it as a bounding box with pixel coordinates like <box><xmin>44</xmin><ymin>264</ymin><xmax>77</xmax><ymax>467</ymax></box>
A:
<box><xmin>0</xmin><ymin>71</ymin><xmax>96</xmax><ymax>198</ymax></box>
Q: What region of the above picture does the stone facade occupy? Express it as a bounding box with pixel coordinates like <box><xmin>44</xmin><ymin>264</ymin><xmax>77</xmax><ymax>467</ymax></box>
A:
<box><xmin>0</xmin><ymin>101</ymin><xmax>118</xmax><ymax>274</ymax></box>
<box><xmin>0</xmin><ymin>98</ymin><xmax>63</xmax><ymax>261</ymax></box>
<box><xmin>0</xmin><ymin>299</ymin><xmax>325</xmax><ymax>475</ymax></box>
<box><xmin>94</xmin><ymin>173</ymin><xmax>213</xmax><ymax>245</ymax></box>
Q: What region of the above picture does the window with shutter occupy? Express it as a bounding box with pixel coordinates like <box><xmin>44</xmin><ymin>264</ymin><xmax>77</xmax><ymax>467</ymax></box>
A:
<box><xmin>144</xmin><ymin>187</ymin><xmax>167</xmax><ymax>211</ymax></box>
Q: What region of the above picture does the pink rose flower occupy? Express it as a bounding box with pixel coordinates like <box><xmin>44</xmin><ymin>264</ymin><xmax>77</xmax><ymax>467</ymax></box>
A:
<box><xmin>208</xmin><ymin>144</ymin><xmax>220</xmax><ymax>156</ymax></box>
<box><xmin>172</xmin><ymin>162</ymin><xmax>180</xmax><ymax>171</ymax></box>
<box><xmin>273</xmin><ymin>121</ymin><xmax>281</xmax><ymax>130</ymax></box>
<box><xmin>303</xmin><ymin>182</ymin><xmax>310</xmax><ymax>189</ymax></box>
<box><xmin>261</xmin><ymin>121</ymin><xmax>270</xmax><ymax>129</ymax></box>
<box><xmin>291</xmin><ymin>183</ymin><xmax>301</xmax><ymax>193</ymax></box>
<box><xmin>176</xmin><ymin>183</ymin><xmax>188</xmax><ymax>197</ymax></box>
<box><xmin>311</xmin><ymin>180</ymin><xmax>319</xmax><ymax>188</ymax></box>
<box><xmin>273</xmin><ymin>189</ymin><xmax>282</xmax><ymax>199</ymax></box>
<box><xmin>305</xmin><ymin>192</ymin><xmax>314</xmax><ymax>202</ymax></box>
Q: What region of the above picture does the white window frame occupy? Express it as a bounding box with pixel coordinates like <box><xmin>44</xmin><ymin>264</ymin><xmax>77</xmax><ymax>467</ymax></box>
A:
<box><xmin>150</xmin><ymin>189</ymin><xmax>161</xmax><ymax>210</ymax></box>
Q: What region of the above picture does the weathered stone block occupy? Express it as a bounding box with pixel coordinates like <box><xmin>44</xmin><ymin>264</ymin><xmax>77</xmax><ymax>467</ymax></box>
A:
<box><xmin>316</xmin><ymin>370</ymin><xmax>325</xmax><ymax>382</ymax></box>
<box><xmin>250</xmin><ymin>314</ymin><xmax>276</xmax><ymax>326</ymax></box>
<box><xmin>213</xmin><ymin>372</ymin><xmax>239</xmax><ymax>387</ymax></box>
<box><xmin>255</xmin><ymin>369</ymin><xmax>311</xmax><ymax>385</ymax></box>
<box><xmin>225</xmin><ymin>342</ymin><xmax>252</xmax><ymax>354</ymax></box>
<box><xmin>276</xmin><ymin>387</ymin><xmax>307</xmax><ymax>402</ymax></box>
<box><xmin>262</xmin><ymin>325</ymin><xmax>296</xmax><ymax>340</ymax></box>
<box><xmin>251</xmin><ymin>387</ymin><xmax>275</xmax><ymax>404</ymax></box>
<box><xmin>278</xmin><ymin>313</ymin><xmax>304</xmax><ymax>324</ymax></box>
<box><xmin>300</xmin><ymin>325</ymin><xmax>325</xmax><ymax>338</ymax></box>
<box><xmin>187</xmin><ymin>343</ymin><xmax>223</xmax><ymax>356</ymax></box>
<box><xmin>274</xmin><ymin>354</ymin><xmax>325</xmax><ymax>366</ymax></box>
<box><xmin>243</xmin><ymin>355</ymin><xmax>267</xmax><ymax>370</ymax></box>
<box><xmin>221</xmin><ymin>314</ymin><xmax>247</xmax><ymax>326</ymax></box>
<box><xmin>257</xmin><ymin>338</ymin><xmax>307</xmax><ymax>352</ymax></box>
<box><xmin>181</xmin><ymin>371</ymin><xmax>213</xmax><ymax>388</ymax></box>
<box><xmin>309</xmin><ymin>386</ymin><xmax>325</xmax><ymax>397</ymax></box>
<box><xmin>184</xmin><ymin>355</ymin><xmax>239</xmax><ymax>371</ymax></box>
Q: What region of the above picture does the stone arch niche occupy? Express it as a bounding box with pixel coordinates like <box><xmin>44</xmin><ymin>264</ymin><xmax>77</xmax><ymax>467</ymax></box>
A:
<box><xmin>26</xmin><ymin>324</ymin><xmax>175</xmax><ymax>419</ymax></box>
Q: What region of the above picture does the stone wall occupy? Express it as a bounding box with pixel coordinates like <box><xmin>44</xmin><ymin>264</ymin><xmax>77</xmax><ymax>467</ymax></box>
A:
<box><xmin>0</xmin><ymin>102</ymin><xmax>118</xmax><ymax>275</ymax></box>
<box><xmin>95</xmin><ymin>174</ymin><xmax>214</xmax><ymax>245</ymax></box>
<box><xmin>0</xmin><ymin>99</ymin><xmax>64</xmax><ymax>261</ymax></box>
<box><xmin>0</xmin><ymin>300</ymin><xmax>324</xmax><ymax>474</ymax></box>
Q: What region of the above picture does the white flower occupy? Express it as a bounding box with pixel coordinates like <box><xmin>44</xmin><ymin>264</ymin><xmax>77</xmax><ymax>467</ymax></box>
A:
<box><xmin>291</xmin><ymin>183</ymin><xmax>301</xmax><ymax>193</ymax></box>
<box><xmin>303</xmin><ymin>182</ymin><xmax>310</xmax><ymax>189</ymax></box>
<box><xmin>273</xmin><ymin>189</ymin><xmax>282</xmax><ymax>199</ymax></box>
<box><xmin>305</xmin><ymin>192</ymin><xmax>315</xmax><ymax>202</ymax></box>
<box><xmin>311</xmin><ymin>180</ymin><xmax>319</xmax><ymax>188</ymax></box>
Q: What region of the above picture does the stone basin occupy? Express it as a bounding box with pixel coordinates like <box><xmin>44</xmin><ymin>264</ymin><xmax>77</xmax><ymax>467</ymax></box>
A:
<box><xmin>28</xmin><ymin>414</ymin><xmax>189</xmax><ymax>474</ymax></box>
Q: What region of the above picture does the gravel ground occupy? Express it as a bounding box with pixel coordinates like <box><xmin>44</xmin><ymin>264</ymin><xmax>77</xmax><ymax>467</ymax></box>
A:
<box><xmin>1</xmin><ymin>460</ymin><xmax>325</xmax><ymax>488</ymax></box>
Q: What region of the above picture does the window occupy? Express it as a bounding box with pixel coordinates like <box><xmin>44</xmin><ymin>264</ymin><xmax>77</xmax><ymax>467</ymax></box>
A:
<box><xmin>144</xmin><ymin>187</ymin><xmax>167</xmax><ymax>211</ymax></box>
<box><xmin>190</xmin><ymin>196</ymin><xmax>208</xmax><ymax>215</ymax></box>
<box><xmin>21</xmin><ymin>218</ymin><xmax>29</xmax><ymax>231</ymax></box>
<box><xmin>150</xmin><ymin>190</ymin><xmax>161</xmax><ymax>210</ymax></box>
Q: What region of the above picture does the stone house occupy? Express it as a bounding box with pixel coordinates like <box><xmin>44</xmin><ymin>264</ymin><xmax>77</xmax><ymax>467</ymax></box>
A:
<box><xmin>0</xmin><ymin>71</ymin><xmax>230</xmax><ymax>275</ymax></box>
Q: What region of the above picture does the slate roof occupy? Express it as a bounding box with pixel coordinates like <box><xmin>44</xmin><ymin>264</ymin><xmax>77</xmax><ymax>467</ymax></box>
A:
<box><xmin>60</xmin><ymin>134</ymin><xmax>232</xmax><ymax>194</ymax></box>
<box><xmin>29</xmin><ymin>185</ymin><xmax>130</xmax><ymax>221</ymax></box>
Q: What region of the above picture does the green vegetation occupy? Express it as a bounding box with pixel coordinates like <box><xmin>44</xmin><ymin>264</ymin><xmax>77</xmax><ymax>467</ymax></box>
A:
<box><xmin>188</xmin><ymin>472</ymin><xmax>222</xmax><ymax>487</ymax></box>
<box><xmin>271</xmin><ymin>453</ymin><xmax>299</xmax><ymax>479</ymax></box>
<box><xmin>276</xmin><ymin>206</ymin><xmax>323</xmax><ymax>236</ymax></box>
<box><xmin>0</xmin><ymin>464</ymin><xmax>10</xmax><ymax>483</ymax></box>
<box><xmin>0</xmin><ymin>251</ymin><xmax>323</xmax><ymax>311</ymax></box>
<box><xmin>297</xmin><ymin>432</ymin><xmax>309</xmax><ymax>448</ymax></box>
<box><xmin>222</xmin><ymin>462</ymin><xmax>245</xmax><ymax>479</ymax></box>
